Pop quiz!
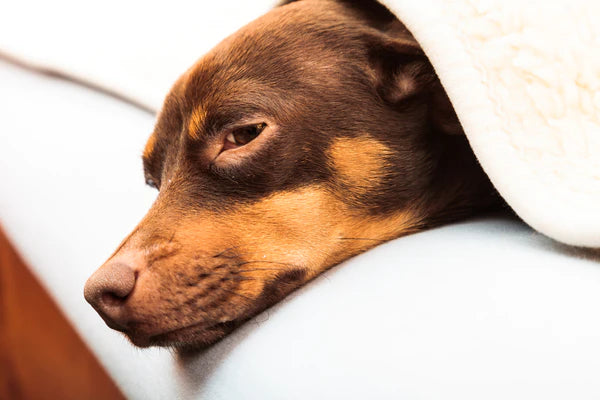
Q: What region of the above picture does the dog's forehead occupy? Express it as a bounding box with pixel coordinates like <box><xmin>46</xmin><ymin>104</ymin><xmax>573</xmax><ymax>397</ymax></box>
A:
<box><xmin>179</xmin><ymin>1</ymin><xmax>369</xmax><ymax>104</ymax></box>
<box><xmin>144</xmin><ymin>0</ymin><xmax>376</xmax><ymax>177</ymax></box>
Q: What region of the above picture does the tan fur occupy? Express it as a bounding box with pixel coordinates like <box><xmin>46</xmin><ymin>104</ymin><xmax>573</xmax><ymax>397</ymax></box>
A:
<box><xmin>96</xmin><ymin>183</ymin><xmax>422</xmax><ymax>346</ymax></box>
<box><xmin>132</xmin><ymin>186</ymin><xmax>417</xmax><ymax>312</ymax></box>
<box><xmin>329</xmin><ymin>136</ymin><xmax>393</xmax><ymax>195</ymax></box>
<box><xmin>142</xmin><ymin>134</ymin><xmax>156</xmax><ymax>159</ymax></box>
<box><xmin>188</xmin><ymin>106</ymin><xmax>207</xmax><ymax>140</ymax></box>
<box><xmin>85</xmin><ymin>0</ymin><xmax>498</xmax><ymax>349</ymax></box>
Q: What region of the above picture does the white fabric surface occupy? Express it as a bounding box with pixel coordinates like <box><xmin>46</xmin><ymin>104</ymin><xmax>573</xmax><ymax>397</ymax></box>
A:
<box><xmin>2</xmin><ymin>60</ymin><xmax>600</xmax><ymax>399</ymax></box>
<box><xmin>3</xmin><ymin>0</ymin><xmax>598</xmax><ymax>247</ymax></box>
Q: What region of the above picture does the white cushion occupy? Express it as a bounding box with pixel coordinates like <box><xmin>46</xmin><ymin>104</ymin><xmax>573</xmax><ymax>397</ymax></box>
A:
<box><xmin>1</xmin><ymin>60</ymin><xmax>600</xmax><ymax>399</ymax></box>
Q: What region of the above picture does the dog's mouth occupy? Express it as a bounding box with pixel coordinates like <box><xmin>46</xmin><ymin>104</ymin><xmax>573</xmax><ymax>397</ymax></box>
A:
<box><xmin>124</xmin><ymin>318</ymin><xmax>244</xmax><ymax>349</ymax></box>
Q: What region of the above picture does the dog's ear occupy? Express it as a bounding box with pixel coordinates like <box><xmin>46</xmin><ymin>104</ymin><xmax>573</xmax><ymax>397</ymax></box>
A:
<box><xmin>428</xmin><ymin>79</ymin><xmax>464</xmax><ymax>136</ymax></box>
<box><xmin>365</xmin><ymin>21</ymin><xmax>464</xmax><ymax>136</ymax></box>
<box><xmin>277</xmin><ymin>0</ymin><xmax>463</xmax><ymax>135</ymax></box>
<box><xmin>330</xmin><ymin>0</ymin><xmax>463</xmax><ymax>135</ymax></box>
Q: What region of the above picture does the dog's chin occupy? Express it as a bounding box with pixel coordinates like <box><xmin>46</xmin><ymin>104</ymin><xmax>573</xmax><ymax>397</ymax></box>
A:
<box><xmin>123</xmin><ymin>320</ymin><xmax>241</xmax><ymax>350</ymax></box>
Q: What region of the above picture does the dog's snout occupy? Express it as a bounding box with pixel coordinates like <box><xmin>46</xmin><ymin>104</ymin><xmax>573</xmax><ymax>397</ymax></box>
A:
<box><xmin>84</xmin><ymin>261</ymin><xmax>136</xmax><ymax>329</ymax></box>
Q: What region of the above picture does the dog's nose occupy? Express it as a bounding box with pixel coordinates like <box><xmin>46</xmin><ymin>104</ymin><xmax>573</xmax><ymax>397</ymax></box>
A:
<box><xmin>84</xmin><ymin>262</ymin><xmax>136</xmax><ymax>330</ymax></box>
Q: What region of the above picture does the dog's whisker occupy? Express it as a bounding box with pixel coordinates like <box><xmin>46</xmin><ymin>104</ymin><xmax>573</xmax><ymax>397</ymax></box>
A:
<box><xmin>338</xmin><ymin>237</ymin><xmax>386</xmax><ymax>242</ymax></box>
<box><xmin>236</xmin><ymin>260</ymin><xmax>303</xmax><ymax>269</ymax></box>
<box><xmin>194</xmin><ymin>272</ymin><xmax>258</xmax><ymax>284</ymax></box>
<box><xmin>212</xmin><ymin>246</ymin><xmax>242</xmax><ymax>258</ymax></box>
<box><xmin>220</xmin><ymin>288</ymin><xmax>252</xmax><ymax>301</ymax></box>
<box><xmin>221</xmin><ymin>276</ymin><xmax>257</xmax><ymax>282</ymax></box>
<box><xmin>237</xmin><ymin>267</ymin><xmax>289</xmax><ymax>274</ymax></box>
<box><xmin>195</xmin><ymin>272</ymin><xmax>227</xmax><ymax>280</ymax></box>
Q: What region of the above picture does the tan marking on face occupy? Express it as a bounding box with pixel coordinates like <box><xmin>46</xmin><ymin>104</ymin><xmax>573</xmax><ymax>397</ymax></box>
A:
<box><xmin>188</xmin><ymin>106</ymin><xmax>207</xmax><ymax>140</ymax></box>
<box><xmin>130</xmin><ymin>185</ymin><xmax>422</xmax><ymax>316</ymax></box>
<box><xmin>143</xmin><ymin>134</ymin><xmax>157</xmax><ymax>159</ymax></box>
<box><xmin>99</xmin><ymin>183</ymin><xmax>423</xmax><ymax>346</ymax></box>
<box><xmin>212</xmin><ymin>185</ymin><xmax>421</xmax><ymax>279</ymax></box>
<box><xmin>329</xmin><ymin>136</ymin><xmax>393</xmax><ymax>195</ymax></box>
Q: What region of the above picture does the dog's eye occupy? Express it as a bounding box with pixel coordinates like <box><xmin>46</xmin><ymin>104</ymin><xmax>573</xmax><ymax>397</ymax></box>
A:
<box><xmin>224</xmin><ymin>123</ymin><xmax>267</xmax><ymax>150</ymax></box>
<box><xmin>145</xmin><ymin>178</ymin><xmax>158</xmax><ymax>189</ymax></box>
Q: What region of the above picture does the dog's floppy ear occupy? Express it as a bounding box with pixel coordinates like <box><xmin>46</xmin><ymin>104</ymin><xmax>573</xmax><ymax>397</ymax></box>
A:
<box><xmin>335</xmin><ymin>0</ymin><xmax>463</xmax><ymax>135</ymax></box>
<box><xmin>277</xmin><ymin>0</ymin><xmax>463</xmax><ymax>135</ymax></box>
<box><xmin>365</xmin><ymin>22</ymin><xmax>464</xmax><ymax>136</ymax></box>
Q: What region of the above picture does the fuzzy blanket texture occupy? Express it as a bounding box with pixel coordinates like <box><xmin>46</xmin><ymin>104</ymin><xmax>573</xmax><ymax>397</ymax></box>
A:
<box><xmin>2</xmin><ymin>0</ymin><xmax>598</xmax><ymax>247</ymax></box>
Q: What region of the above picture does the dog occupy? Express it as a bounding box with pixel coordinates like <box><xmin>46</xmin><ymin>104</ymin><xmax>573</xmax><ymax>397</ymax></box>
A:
<box><xmin>84</xmin><ymin>0</ymin><xmax>501</xmax><ymax>349</ymax></box>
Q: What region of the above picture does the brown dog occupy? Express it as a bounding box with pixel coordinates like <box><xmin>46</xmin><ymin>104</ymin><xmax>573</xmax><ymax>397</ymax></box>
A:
<box><xmin>84</xmin><ymin>0</ymin><xmax>501</xmax><ymax>349</ymax></box>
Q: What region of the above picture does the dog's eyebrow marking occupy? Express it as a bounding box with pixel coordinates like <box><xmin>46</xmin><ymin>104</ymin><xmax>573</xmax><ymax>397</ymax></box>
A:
<box><xmin>143</xmin><ymin>134</ymin><xmax>157</xmax><ymax>159</ymax></box>
<box><xmin>188</xmin><ymin>106</ymin><xmax>208</xmax><ymax>140</ymax></box>
<box><xmin>328</xmin><ymin>136</ymin><xmax>393</xmax><ymax>195</ymax></box>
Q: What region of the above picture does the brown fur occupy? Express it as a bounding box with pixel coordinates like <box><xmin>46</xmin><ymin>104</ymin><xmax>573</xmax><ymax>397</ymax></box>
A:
<box><xmin>85</xmin><ymin>0</ymin><xmax>501</xmax><ymax>349</ymax></box>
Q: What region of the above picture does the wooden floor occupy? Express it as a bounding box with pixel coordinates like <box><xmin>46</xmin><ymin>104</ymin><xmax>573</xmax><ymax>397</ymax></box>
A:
<box><xmin>0</xmin><ymin>227</ymin><xmax>125</xmax><ymax>400</ymax></box>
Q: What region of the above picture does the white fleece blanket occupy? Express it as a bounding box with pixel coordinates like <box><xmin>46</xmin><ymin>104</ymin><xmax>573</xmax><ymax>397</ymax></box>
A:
<box><xmin>2</xmin><ymin>0</ymin><xmax>598</xmax><ymax>247</ymax></box>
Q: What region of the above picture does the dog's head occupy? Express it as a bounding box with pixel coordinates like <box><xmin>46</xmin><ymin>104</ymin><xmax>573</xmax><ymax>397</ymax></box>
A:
<box><xmin>84</xmin><ymin>0</ymin><xmax>498</xmax><ymax>349</ymax></box>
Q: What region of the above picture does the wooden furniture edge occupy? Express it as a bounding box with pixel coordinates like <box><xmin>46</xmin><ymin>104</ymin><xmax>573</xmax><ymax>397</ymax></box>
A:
<box><xmin>0</xmin><ymin>226</ymin><xmax>125</xmax><ymax>400</ymax></box>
